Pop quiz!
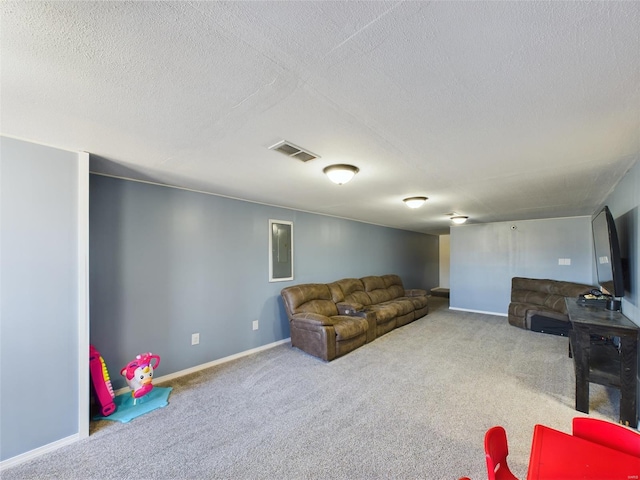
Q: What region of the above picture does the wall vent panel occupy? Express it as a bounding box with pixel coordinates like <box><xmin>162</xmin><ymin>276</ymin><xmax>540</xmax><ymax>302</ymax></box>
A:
<box><xmin>268</xmin><ymin>141</ymin><xmax>319</xmax><ymax>162</ymax></box>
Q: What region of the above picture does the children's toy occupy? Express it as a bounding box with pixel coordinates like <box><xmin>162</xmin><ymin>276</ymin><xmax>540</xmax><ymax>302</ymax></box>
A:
<box><xmin>89</xmin><ymin>345</ymin><xmax>116</xmax><ymax>416</ymax></box>
<box><xmin>94</xmin><ymin>386</ymin><xmax>173</xmax><ymax>423</ymax></box>
<box><xmin>120</xmin><ymin>352</ymin><xmax>161</xmax><ymax>399</ymax></box>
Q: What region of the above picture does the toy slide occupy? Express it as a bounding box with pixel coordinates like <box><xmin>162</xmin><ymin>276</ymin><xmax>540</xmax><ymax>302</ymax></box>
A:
<box><xmin>89</xmin><ymin>345</ymin><xmax>116</xmax><ymax>416</ymax></box>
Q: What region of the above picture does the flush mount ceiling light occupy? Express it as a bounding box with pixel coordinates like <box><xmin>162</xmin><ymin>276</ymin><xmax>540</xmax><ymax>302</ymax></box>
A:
<box><xmin>450</xmin><ymin>215</ymin><xmax>469</xmax><ymax>224</ymax></box>
<box><xmin>323</xmin><ymin>164</ymin><xmax>359</xmax><ymax>185</ymax></box>
<box><xmin>403</xmin><ymin>196</ymin><xmax>428</xmax><ymax>208</ymax></box>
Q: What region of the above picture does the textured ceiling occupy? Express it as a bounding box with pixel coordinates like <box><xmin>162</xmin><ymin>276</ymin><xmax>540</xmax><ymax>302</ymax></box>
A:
<box><xmin>2</xmin><ymin>1</ymin><xmax>639</xmax><ymax>235</ymax></box>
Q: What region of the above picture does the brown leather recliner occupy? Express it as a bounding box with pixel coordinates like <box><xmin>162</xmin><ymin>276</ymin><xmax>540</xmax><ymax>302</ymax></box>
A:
<box><xmin>329</xmin><ymin>274</ymin><xmax>429</xmax><ymax>339</ymax></box>
<box><xmin>381</xmin><ymin>274</ymin><xmax>429</xmax><ymax>324</ymax></box>
<box><xmin>508</xmin><ymin>277</ymin><xmax>595</xmax><ymax>330</ymax></box>
<box><xmin>282</xmin><ymin>275</ymin><xmax>429</xmax><ymax>361</ymax></box>
<box><xmin>280</xmin><ymin>283</ymin><xmax>369</xmax><ymax>361</ymax></box>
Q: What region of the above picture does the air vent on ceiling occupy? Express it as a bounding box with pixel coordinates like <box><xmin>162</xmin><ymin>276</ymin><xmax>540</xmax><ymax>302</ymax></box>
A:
<box><xmin>268</xmin><ymin>140</ymin><xmax>319</xmax><ymax>162</ymax></box>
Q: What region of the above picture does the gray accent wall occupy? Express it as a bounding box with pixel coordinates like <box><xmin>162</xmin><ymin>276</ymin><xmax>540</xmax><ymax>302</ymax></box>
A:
<box><xmin>599</xmin><ymin>158</ymin><xmax>639</xmax><ymax>415</ymax></box>
<box><xmin>90</xmin><ymin>175</ymin><xmax>439</xmax><ymax>390</ymax></box>
<box><xmin>601</xmin><ymin>158</ymin><xmax>639</xmax><ymax>326</ymax></box>
<box><xmin>450</xmin><ymin>216</ymin><xmax>594</xmax><ymax>314</ymax></box>
<box><xmin>1</xmin><ymin>137</ymin><xmax>87</xmax><ymax>462</ymax></box>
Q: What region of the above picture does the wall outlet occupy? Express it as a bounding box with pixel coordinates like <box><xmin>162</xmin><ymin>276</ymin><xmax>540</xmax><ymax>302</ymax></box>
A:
<box><xmin>252</xmin><ymin>320</ymin><xmax>259</xmax><ymax>331</ymax></box>
<box><xmin>191</xmin><ymin>333</ymin><xmax>200</xmax><ymax>345</ymax></box>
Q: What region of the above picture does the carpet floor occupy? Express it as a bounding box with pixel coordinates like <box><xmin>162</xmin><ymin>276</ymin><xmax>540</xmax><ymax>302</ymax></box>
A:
<box><xmin>3</xmin><ymin>297</ymin><xmax>620</xmax><ymax>479</ymax></box>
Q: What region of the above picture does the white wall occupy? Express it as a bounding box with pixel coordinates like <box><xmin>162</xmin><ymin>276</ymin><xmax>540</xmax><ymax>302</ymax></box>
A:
<box><xmin>439</xmin><ymin>234</ymin><xmax>450</xmax><ymax>288</ymax></box>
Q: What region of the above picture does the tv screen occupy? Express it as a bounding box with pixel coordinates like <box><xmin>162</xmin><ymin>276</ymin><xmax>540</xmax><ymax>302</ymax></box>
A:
<box><xmin>592</xmin><ymin>206</ymin><xmax>624</xmax><ymax>298</ymax></box>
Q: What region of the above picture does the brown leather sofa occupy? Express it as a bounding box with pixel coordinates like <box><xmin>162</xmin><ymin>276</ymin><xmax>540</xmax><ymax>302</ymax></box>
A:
<box><xmin>329</xmin><ymin>274</ymin><xmax>429</xmax><ymax>338</ymax></box>
<box><xmin>281</xmin><ymin>274</ymin><xmax>429</xmax><ymax>361</ymax></box>
<box><xmin>508</xmin><ymin>277</ymin><xmax>595</xmax><ymax>332</ymax></box>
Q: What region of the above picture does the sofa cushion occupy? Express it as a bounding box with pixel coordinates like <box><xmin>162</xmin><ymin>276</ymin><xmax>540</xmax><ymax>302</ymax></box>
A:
<box><xmin>512</xmin><ymin>289</ymin><xmax>549</xmax><ymax>306</ymax></box>
<box><xmin>332</xmin><ymin>316</ymin><xmax>369</xmax><ymax>341</ymax></box>
<box><xmin>553</xmin><ymin>281</ymin><xmax>593</xmax><ymax>297</ymax></box>
<box><xmin>509</xmin><ymin>277</ymin><xmax>596</xmax><ymax>331</ymax></box>
<box><xmin>381</xmin><ymin>274</ymin><xmax>406</xmax><ymax>299</ymax></box>
<box><xmin>328</xmin><ymin>278</ymin><xmax>372</xmax><ymax>308</ymax></box>
<box><xmin>543</xmin><ymin>294</ymin><xmax>569</xmax><ymax>313</ymax></box>
<box><xmin>384</xmin><ymin>298</ymin><xmax>414</xmax><ymax>316</ymax></box>
<box><xmin>362</xmin><ymin>275</ymin><xmax>394</xmax><ymax>303</ymax></box>
<box><xmin>406</xmin><ymin>288</ymin><xmax>428</xmax><ymax>297</ymax></box>
<box><xmin>508</xmin><ymin>302</ymin><xmax>530</xmax><ymax>321</ymax></box>
<box><xmin>281</xmin><ymin>284</ymin><xmax>338</xmax><ymax>318</ymax></box>
<box><xmin>366</xmin><ymin>302</ymin><xmax>399</xmax><ymax>322</ymax></box>
<box><xmin>404</xmin><ymin>295</ymin><xmax>428</xmax><ymax>311</ymax></box>
<box><xmin>512</xmin><ymin>277</ymin><xmax>556</xmax><ymax>294</ymax></box>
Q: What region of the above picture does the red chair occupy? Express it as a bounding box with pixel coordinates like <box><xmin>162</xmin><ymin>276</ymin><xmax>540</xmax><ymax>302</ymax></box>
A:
<box><xmin>572</xmin><ymin>417</ymin><xmax>640</xmax><ymax>457</ymax></box>
<box><xmin>484</xmin><ymin>426</ymin><xmax>519</xmax><ymax>480</ymax></box>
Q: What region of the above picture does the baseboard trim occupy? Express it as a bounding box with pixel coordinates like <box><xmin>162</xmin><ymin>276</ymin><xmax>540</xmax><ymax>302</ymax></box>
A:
<box><xmin>0</xmin><ymin>434</ymin><xmax>79</xmax><ymax>472</ymax></box>
<box><xmin>115</xmin><ymin>338</ymin><xmax>291</xmax><ymax>396</ymax></box>
<box><xmin>1</xmin><ymin>338</ymin><xmax>291</xmax><ymax>470</ymax></box>
<box><xmin>449</xmin><ymin>307</ymin><xmax>507</xmax><ymax>317</ymax></box>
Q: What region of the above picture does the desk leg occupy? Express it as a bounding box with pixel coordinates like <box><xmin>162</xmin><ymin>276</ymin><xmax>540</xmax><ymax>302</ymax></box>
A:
<box><xmin>571</xmin><ymin>329</ymin><xmax>590</xmax><ymax>413</ymax></box>
<box><xmin>619</xmin><ymin>336</ymin><xmax>638</xmax><ymax>428</ymax></box>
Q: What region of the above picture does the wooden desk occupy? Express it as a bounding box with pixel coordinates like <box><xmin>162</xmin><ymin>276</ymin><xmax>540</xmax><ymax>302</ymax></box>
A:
<box><xmin>527</xmin><ymin>424</ymin><xmax>640</xmax><ymax>479</ymax></box>
<box><xmin>566</xmin><ymin>298</ymin><xmax>639</xmax><ymax>428</ymax></box>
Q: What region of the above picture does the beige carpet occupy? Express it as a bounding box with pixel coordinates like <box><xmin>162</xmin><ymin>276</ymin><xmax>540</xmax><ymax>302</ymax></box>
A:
<box><xmin>3</xmin><ymin>297</ymin><xmax>620</xmax><ymax>479</ymax></box>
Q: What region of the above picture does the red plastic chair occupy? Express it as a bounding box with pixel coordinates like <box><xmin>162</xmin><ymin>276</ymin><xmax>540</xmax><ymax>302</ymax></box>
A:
<box><xmin>572</xmin><ymin>417</ymin><xmax>640</xmax><ymax>457</ymax></box>
<box><xmin>484</xmin><ymin>426</ymin><xmax>519</xmax><ymax>480</ymax></box>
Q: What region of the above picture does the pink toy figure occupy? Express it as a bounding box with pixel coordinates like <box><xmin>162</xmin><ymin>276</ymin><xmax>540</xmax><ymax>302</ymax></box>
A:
<box><xmin>89</xmin><ymin>345</ymin><xmax>116</xmax><ymax>416</ymax></box>
<box><xmin>120</xmin><ymin>352</ymin><xmax>160</xmax><ymax>399</ymax></box>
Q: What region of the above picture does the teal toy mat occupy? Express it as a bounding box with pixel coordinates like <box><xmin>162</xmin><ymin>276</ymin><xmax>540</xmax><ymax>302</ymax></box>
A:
<box><xmin>94</xmin><ymin>386</ymin><xmax>172</xmax><ymax>423</ymax></box>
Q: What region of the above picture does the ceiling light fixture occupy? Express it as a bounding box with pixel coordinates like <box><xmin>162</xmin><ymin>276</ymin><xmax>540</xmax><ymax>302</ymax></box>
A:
<box><xmin>451</xmin><ymin>215</ymin><xmax>469</xmax><ymax>224</ymax></box>
<box><xmin>323</xmin><ymin>164</ymin><xmax>359</xmax><ymax>185</ymax></box>
<box><xmin>403</xmin><ymin>196</ymin><xmax>428</xmax><ymax>208</ymax></box>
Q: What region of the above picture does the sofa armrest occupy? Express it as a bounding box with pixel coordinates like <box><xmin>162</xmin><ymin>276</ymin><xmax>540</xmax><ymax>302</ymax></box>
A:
<box><xmin>289</xmin><ymin>315</ymin><xmax>336</xmax><ymax>361</ymax></box>
<box><xmin>352</xmin><ymin>310</ymin><xmax>376</xmax><ymax>343</ymax></box>
<box><xmin>336</xmin><ymin>302</ymin><xmax>364</xmax><ymax>315</ymax></box>
<box><xmin>405</xmin><ymin>288</ymin><xmax>427</xmax><ymax>297</ymax></box>
<box><xmin>290</xmin><ymin>312</ymin><xmax>334</xmax><ymax>327</ymax></box>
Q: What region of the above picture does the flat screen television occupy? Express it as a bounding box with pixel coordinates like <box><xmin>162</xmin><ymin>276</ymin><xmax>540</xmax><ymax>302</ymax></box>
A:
<box><xmin>592</xmin><ymin>206</ymin><xmax>624</xmax><ymax>299</ymax></box>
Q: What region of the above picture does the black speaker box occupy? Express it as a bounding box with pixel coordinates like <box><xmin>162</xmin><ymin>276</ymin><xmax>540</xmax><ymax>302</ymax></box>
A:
<box><xmin>530</xmin><ymin>315</ymin><xmax>571</xmax><ymax>337</ymax></box>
